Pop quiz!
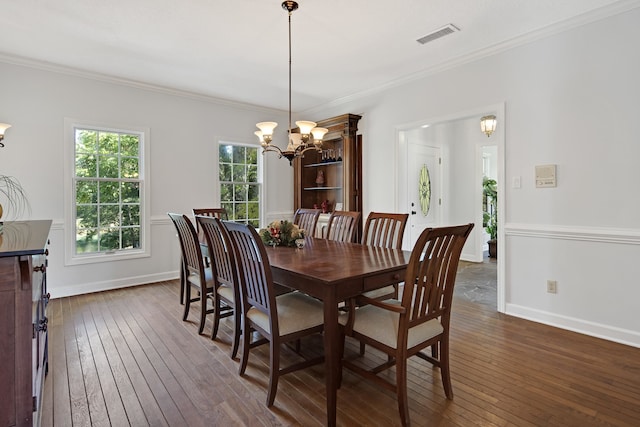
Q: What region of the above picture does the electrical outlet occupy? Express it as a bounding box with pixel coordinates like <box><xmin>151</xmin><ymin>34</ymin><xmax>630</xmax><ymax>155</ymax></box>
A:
<box><xmin>547</xmin><ymin>280</ymin><xmax>557</xmax><ymax>294</ymax></box>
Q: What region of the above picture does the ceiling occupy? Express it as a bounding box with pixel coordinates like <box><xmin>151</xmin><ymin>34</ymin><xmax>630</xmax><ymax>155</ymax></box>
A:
<box><xmin>0</xmin><ymin>0</ymin><xmax>630</xmax><ymax>112</ymax></box>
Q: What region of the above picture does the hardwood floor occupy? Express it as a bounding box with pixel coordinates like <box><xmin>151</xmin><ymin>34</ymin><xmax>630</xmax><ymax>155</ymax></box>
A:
<box><xmin>41</xmin><ymin>279</ymin><xmax>640</xmax><ymax>426</ymax></box>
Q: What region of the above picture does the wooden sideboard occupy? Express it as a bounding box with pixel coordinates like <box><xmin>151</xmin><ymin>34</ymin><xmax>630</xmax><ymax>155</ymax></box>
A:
<box><xmin>0</xmin><ymin>220</ymin><xmax>51</xmax><ymax>427</ymax></box>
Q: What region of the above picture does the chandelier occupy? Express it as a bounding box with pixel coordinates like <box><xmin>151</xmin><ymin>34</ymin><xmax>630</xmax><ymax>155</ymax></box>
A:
<box><xmin>255</xmin><ymin>1</ymin><xmax>328</xmax><ymax>165</ymax></box>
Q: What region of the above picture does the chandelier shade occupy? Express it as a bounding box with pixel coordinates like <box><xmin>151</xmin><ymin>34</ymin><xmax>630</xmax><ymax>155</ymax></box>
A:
<box><xmin>255</xmin><ymin>1</ymin><xmax>327</xmax><ymax>165</ymax></box>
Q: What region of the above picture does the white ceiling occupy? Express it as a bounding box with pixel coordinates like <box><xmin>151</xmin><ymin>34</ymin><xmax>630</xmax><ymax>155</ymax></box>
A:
<box><xmin>0</xmin><ymin>0</ymin><xmax>631</xmax><ymax>111</ymax></box>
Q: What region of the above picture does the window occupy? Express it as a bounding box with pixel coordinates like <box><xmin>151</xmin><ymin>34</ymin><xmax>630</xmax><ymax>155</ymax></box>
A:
<box><xmin>219</xmin><ymin>143</ymin><xmax>261</xmax><ymax>227</ymax></box>
<box><xmin>64</xmin><ymin>119</ymin><xmax>150</xmax><ymax>265</ymax></box>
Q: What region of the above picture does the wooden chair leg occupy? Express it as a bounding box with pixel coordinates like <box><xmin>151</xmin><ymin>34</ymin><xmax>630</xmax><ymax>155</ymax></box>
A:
<box><xmin>179</xmin><ymin>262</ymin><xmax>185</xmax><ymax>305</ymax></box>
<box><xmin>239</xmin><ymin>322</ymin><xmax>251</xmax><ymax>375</ymax></box>
<box><xmin>230</xmin><ymin>307</ymin><xmax>241</xmax><ymax>359</ymax></box>
<box><xmin>396</xmin><ymin>356</ymin><xmax>410</xmax><ymax>427</ymax></box>
<box><xmin>198</xmin><ymin>290</ymin><xmax>207</xmax><ymax>335</ymax></box>
<box><xmin>182</xmin><ymin>283</ymin><xmax>191</xmax><ymax>321</ymax></box>
<box><xmin>440</xmin><ymin>338</ymin><xmax>453</xmax><ymax>399</ymax></box>
<box><xmin>266</xmin><ymin>340</ymin><xmax>280</xmax><ymax>407</ymax></box>
<box><xmin>359</xmin><ymin>342</ymin><xmax>366</xmax><ymax>356</ymax></box>
<box><xmin>210</xmin><ymin>294</ymin><xmax>221</xmax><ymax>341</ymax></box>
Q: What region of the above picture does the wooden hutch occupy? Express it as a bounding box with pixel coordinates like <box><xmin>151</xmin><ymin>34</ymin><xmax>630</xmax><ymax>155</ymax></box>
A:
<box><xmin>293</xmin><ymin>113</ymin><xmax>362</xmax><ymax>222</ymax></box>
<box><xmin>0</xmin><ymin>220</ymin><xmax>51</xmax><ymax>427</ymax></box>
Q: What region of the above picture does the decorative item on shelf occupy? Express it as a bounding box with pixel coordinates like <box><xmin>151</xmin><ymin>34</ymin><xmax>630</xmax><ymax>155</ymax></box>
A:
<box><xmin>0</xmin><ymin>123</ymin><xmax>12</xmax><ymax>148</ymax></box>
<box><xmin>260</xmin><ymin>220</ymin><xmax>305</xmax><ymax>247</ymax></box>
<box><xmin>315</xmin><ymin>170</ymin><xmax>325</xmax><ymax>186</ymax></box>
<box><xmin>254</xmin><ymin>1</ymin><xmax>328</xmax><ymax>165</ymax></box>
<box><xmin>480</xmin><ymin>115</ymin><xmax>497</xmax><ymax>137</ymax></box>
<box><xmin>321</xmin><ymin>199</ymin><xmax>330</xmax><ymax>214</ymax></box>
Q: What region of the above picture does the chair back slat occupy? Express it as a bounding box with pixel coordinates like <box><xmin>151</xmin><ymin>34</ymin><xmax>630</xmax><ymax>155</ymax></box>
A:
<box><xmin>326</xmin><ymin>210</ymin><xmax>361</xmax><ymax>242</ymax></box>
<box><xmin>196</xmin><ymin>215</ymin><xmax>234</xmax><ymax>288</ymax></box>
<box><xmin>223</xmin><ymin>221</ymin><xmax>277</xmax><ymax>321</ymax></box>
<box><xmin>401</xmin><ymin>224</ymin><xmax>474</xmax><ymax>333</ymax></box>
<box><xmin>362</xmin><ymin>212</ymin><xmax>408</xmax><ymax>249</ymax></box>
<box><xmin>193</xmin><ymin>208</ymin><xmax>229</xmax><ymax>243</ymax></box>
<box><xmin>168</xmin><ymin>213</ymin><xmax>206</xmax><ymax>277</ymax></box>
<box><xmin>293</xmin><ymin>208</ymin><xmax>321</xmax><ymax>237</ymax></box>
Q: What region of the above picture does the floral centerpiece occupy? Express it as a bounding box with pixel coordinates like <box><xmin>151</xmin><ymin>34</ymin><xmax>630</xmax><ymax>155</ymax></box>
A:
<box><xmin>259</xmin><ymin>220</ymin><xmax>305</xmax><ymax>247</ymax></box>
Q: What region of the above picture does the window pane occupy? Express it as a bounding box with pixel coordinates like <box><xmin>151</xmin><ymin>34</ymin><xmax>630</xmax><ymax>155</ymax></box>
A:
<box><xmin>76</xmin><ymin>154</ymin><xmax>97</xmax><ymax>177</ymax></box>
<box><xmin>99</xmin><ymin>228</ymin><xmax>120</xmax><ymax>251</ymax></box>
<box><xmin>247</xmin><ymin>164</ymin><xmax>258</xmax><ymax>182</ymax></box>
<box><xmin>98</xmin><ymin>155</ymin><xmax>119</xmax><ymax>178</ymax></box>
<box><xmin>76</xmin><ymin>228</ymin><xmax>98</xmax><ymax>253</ymax></box>
<box><xmin>232</xmin><ymin>146</ymin><xmax>246</xmax><ymax>163</ymax></box>
<box><xmin>220</xmin><ymin>184</ymin><xmax>233</xmax><ymax>201</ymax></box>
<box><xmin>219</xmin><ymin>145</ymin><xmax>232</xmax><ymax>163</ymax></box>
<box><xmin>76</xmin><ymin>130</ymin><xmax>97</xmax><ymax>153</ymax></box>
<box><xmin>76</xmin><ymin>205</ymin><xmax>98</xmax><ymax>229</ymax></box>
<box><xmin>98</xmin><ymin>132</ymin><xmax>119</xmax><ymax>154</ymax></box>
<box><xmin>122</xmin><ymin>227</ymin><xmax>140</xmax><ymax>249</ymax></box>
<box><xmin>121</xmin><ymin>182</ymin><xmax>140</xmax><ymax>203</ymax></box>
<box><xmin>235</xmin><ymin>203</ymin><xmax>247</xmax><ymax>218</ymax></box>
<box><xmin>219</xmin><ymin>163</ymin><xmax>231</xmax><ymax>182</ymax></box>
<box><xmin>122</xmin><ymin>205</ymin><xmax>140</xmax><ymax>226</ymax></box>
<box><xmin>100</xmin><ymin>205</ymin><xmax>120</xmax><ymax>227</ymax></box>
<box><xmin>234</xmin><ymin>184</ymin><xmax>247</xmax><ymax>201</ymax></box>
<box><xmin>120</xmin><ymin>134</ymin><xmax>139</xmax><ymax>156</ymax></box>
<box><xmin>248</xmin><ymin>184</ymin><xmax>259</xmax><ymax>201</ymax></box>
<box><xmin>100</xmin><ymin>181</ymin><xmax>120</xmax><ymax>204</ymax></box>
<box><xmin>76</xmin><ymin>181</ymin><xmax>97</xmax><ymax>204</ymax></box>
<box><xmin>247</xmin><ymin>148</ymin><xmax>258</xmax><ymax>165</ymax></box>
<box><xmin>248</xmin><ymin>202</ymin><xmax>259</xmax><ymax>219</ymax></box>
<box><xmin>232</xmin><ymin>164</ymin><xmax>246</xmax><ymax>182</ymax></box>
<box><xmin>121</xmin><ymin>157</ymin><xmax>139</xmax><ymax>178</ymax></box>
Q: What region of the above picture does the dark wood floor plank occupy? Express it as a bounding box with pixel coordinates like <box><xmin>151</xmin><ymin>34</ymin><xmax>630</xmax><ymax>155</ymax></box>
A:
<box><xmin>70</xmin><ymin>294</ymin><xmax>111</xmax><ymax>427</ymax></box>
<box><xmin>91</xmin><ymin>291</ymin><xmax>168</xmax><ymax>426</ymax></box>
<box><xmin>76</xmin><ymin>293</ymin><xmax>131</xmax><ymax>426</ymax></box>
<box><xmin>85</xmin><ymin>292</ymin><xmax>148</xmax><ymax>426</ymax></box>
<box><xmin>61</xmin><ymin>296</ymin><xmax>92</xmax><ymax>426</ymax></box>
<box><xmin>101</xmin><ymin>289</ymin><xmax>190</xmax><ymax>426</ymax></box>
<box><xmin>43</xmin><ymin>279</ymin><xmax>640</xmax><ymax>427</ymax></box>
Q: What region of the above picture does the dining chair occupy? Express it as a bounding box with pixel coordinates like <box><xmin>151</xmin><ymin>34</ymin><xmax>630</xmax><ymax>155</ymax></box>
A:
<box><xmin>222</xmin><ymin>220</ymin><xmax>325</xmax><ymax>407</ymax></box>
<box><xmin>293</xmin><ymin>208</ymin><xmax>321</xmax><ymax>238</ymax></box>
<box><xmin>193</xmin><ymin>208</ymin><xmax>229</xmax><ymax>258</ymax></box>
<box><xmin>196</xmin><ymin>215</ymin><xmax>240</xmax><ymax>358</ymax></box>
<box><xmin>168</xmin><ymin>213</ymin><xmax>215</xmax><ymax>334</ymax></box>
<box><xmin>325</xmin><ymin>210</ymin><xmax>361</xmax><ymax>242</ymax></box>
<box><xmin>339</xmin><ymin>223</ymin><xmax>474</xmax><ymax>427</ymax></box>
<box><xmin>359</xmin><ymin>212</ymin><xmax>409</xmax><ymax>300</ymax></box>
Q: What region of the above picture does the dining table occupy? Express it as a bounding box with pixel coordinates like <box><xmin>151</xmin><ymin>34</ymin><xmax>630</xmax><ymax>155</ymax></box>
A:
<box><xmin>265</xmin><ymin>237</ymin><xmax>411</xmax><ymax>427</ymax></box>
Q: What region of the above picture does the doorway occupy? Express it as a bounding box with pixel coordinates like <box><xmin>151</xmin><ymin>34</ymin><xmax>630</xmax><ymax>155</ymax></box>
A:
<box><xmin>395</xmin><ymin>104</ymin><xmax>505</xmax><ymax>312</ymax></box>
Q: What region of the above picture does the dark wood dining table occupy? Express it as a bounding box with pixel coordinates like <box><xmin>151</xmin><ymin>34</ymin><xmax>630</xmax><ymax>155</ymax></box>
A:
<box><xmin>265</xmin><ymin>237</ymin><xmax>411</xmax><ymax>427</ymax></box>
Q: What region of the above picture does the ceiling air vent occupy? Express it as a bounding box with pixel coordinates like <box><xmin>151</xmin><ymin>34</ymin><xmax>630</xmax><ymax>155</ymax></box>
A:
<box><xmin>416</xmin><ymin>24</ymin><xmax>460</xmax><ymax>45</ymax></box>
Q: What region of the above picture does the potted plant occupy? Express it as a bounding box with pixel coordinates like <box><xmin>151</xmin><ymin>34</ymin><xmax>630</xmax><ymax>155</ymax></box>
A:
<box><xmin>482</xmin><ymin>177</ymin><xmax>497</xmax><ymax>258</ymax></box>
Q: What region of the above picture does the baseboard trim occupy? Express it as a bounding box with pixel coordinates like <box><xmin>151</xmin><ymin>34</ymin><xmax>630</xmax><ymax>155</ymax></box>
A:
<box><xmin>506</xmin><ymin>303</ymin><xmax>640</xmax><ymax>349</ymax></box>
<box><xmin>50</xmin><ymin>271</ymin><xmax>178</xmax><ymax>299</ymax></box>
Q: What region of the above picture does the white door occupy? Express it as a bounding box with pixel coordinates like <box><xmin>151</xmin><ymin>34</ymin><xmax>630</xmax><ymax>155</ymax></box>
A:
<box><xmin>408</xmin><ymin>143</ymin><xmax>441</xmax><ymax>247</ymax></box>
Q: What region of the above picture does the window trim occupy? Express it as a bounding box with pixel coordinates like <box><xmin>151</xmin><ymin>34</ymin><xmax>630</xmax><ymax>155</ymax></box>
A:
<box><xmin>218</xmin><ymin>140</ymin><xmax>264</xmax><ymax>227</ymax></box>
<box><xmin>64</xmin><ymin>118</ymin><xmax>151</xmax><ymax>266</ymax></box>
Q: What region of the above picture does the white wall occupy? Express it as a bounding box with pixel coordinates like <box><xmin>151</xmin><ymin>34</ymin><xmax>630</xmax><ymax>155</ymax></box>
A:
<box><xmin>0</xmin><ymin>60</ymin><xmax>293</xmax><ymax>297</ymax></box>
<box><xmin>308</xmin><ymin>8</ymin><xmax>640</xmax><ymax>347</ymax></box>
